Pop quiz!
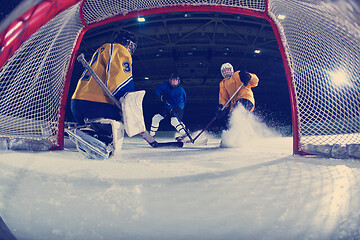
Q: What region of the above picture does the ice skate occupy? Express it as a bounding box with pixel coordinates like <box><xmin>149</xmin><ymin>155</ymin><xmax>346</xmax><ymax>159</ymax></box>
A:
<box><xmin>175</xmin><ymin>132</ymin><xmax>190</xmax><ymax>142</ymax></box>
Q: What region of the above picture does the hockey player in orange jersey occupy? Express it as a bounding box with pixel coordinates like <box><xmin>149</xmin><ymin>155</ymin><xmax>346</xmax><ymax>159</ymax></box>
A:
<box><xmin>215</xmin><ymin>62</ymin><xmax>259</xmax><ymax>118</ymax></box>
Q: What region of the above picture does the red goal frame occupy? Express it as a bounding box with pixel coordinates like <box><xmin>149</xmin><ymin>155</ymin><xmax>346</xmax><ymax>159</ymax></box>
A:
<box><xmin>3</xmin><ymin>0</ymin><xmax>357</xmax><ymax>154</ymax></box>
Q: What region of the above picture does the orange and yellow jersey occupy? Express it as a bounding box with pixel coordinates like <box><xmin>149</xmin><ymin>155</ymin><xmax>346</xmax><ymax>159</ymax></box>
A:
<box><xmin>72</xmin><ymin>43</ymin><xmax>134</xmax><ymax>104</ymax></box>
<box><xmin>219</xmin><ymin>70</ymin><xmax>259</xmax><ymax>112</ymax></box>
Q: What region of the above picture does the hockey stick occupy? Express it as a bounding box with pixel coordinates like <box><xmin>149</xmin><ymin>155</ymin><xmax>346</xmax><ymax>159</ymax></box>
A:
<box><xmin>76</xmin><ymin>53</ymin><xmax>183</xmax><ymax>148</ymax></box>
<box><xmin>192</xmin><ymin>82</ymin><xmax>244</xmax><ymax>142</ymax></box>
<box><xmin>77</xmin><ymin>54</ymin><xmax>122</xmax><ymax>110</ymax></box>
<box><xmin>164</xmin><ymin>101</ymin><xmax>194</xmax><ymax>143</ymax></box>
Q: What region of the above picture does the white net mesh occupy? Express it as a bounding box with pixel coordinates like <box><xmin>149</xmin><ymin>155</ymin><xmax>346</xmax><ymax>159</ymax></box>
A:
<box><xmin>0</xmin><ymin>3</ymin><xmax>83</xmax><ymax>146</ymax></box>
<box><xmin>268</xmin><ymin>0</ymin><xmax>360</xmax><ymax>150</ymax></box>
<box><xmin>0</xmin><ymin>0</ymin><xmax>359</xmax><ymax>152</ymax></box>
<box><xmin>82</xmin><ymin>0</ymin><xmax>266</xmax><ymax>24</ymax></box>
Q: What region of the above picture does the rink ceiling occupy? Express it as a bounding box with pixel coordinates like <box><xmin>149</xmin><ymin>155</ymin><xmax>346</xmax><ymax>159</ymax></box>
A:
<box><xmin>68</xmin><ymin>11</ymin><xmax>291</xmax><ymax>129</ymax></box>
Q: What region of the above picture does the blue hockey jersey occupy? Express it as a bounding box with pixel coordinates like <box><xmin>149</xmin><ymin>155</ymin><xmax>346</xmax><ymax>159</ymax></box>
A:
<box><xmin>155</xmin><ymin>82</ymin><xmax>186</xmax><ymax>110</ymax></box>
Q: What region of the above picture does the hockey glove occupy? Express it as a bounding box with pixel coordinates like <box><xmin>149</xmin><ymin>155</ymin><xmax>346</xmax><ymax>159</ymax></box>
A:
<box><xmin>170</xmin><ymin>106</ymin><xmax>182</xmax><ymax>116</ymax></box>
<box><xmin>239</xmin><ymin>69</ymin><xmax>251</xmax><ymax>86</ymax></box>
<box><xmin>160</xmin><ymin>92</ymin><xmax>168</xmax><ymax>103</ymax></box>
<box><xmin>215</xmin><ymin>104</ymin><xmax>225</xmax><ymax>118</ymax></box>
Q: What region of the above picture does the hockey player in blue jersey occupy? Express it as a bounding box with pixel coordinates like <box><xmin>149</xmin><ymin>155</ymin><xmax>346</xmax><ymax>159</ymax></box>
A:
<box><xmin>150</xmin><ymin>74</ymin><xmax>189</xmax><ymax>141</ymax></box>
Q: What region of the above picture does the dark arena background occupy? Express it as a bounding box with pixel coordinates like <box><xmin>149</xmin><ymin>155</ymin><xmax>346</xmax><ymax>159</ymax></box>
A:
<box><xmin>66</xmin><ymin>11</ymin><xmax>291</xmax><ymax>134</ymax></box>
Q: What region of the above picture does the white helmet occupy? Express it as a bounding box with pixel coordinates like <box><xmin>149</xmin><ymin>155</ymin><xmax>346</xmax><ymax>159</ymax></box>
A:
<box><xmin>220</xmin><ymin>63</ymin><xmax>234</xmax><ymax>79</ymax></box>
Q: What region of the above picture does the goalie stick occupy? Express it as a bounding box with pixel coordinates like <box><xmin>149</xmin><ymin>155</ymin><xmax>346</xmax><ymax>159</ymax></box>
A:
<box><xmin>192</xmin><ymin>82</ymin><xmax>244</xmax><ymax>142</ymax></box>
<box><xmin>76</xmin><ymin>53</ymin><xmax>182</xmax><ymax>149</ymax></box>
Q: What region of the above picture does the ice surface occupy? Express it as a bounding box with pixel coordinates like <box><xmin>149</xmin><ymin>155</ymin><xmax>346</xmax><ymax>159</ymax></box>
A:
<box><xmin>0</xmin><ymin>108</ymin><xmax>360</xmax><ymax>239</ymax></box>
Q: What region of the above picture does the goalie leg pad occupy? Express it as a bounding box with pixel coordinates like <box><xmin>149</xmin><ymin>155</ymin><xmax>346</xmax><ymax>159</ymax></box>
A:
<box><xmin>87</xmin><ymin>118</ymin><xmax>124</xmax><ymax>157</ymax></box>
<box><xmin>66</xmin><ymin>118</ymin><xmax>124</xmax><ymax>159</ymax></box>
<box><xmin>66</xmin><ymin>128</ymin><xmax>112</xmax><ymax>160</ymax></box>
<box><xmin>111</xmin><ymin>120</ymin><xmax>125</xmax><ymax>157</ymax></box>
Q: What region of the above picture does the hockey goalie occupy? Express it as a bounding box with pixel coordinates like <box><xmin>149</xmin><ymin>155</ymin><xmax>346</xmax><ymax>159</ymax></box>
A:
<box><xmin>66</xmin><ymin>31</ymin><xmax>146</xmax><ymax>159</ymax></box>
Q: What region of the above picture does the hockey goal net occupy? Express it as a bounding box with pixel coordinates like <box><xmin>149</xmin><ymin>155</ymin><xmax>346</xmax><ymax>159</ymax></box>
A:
<box><xmin>0</xmin><ymin>0</ymin><xmax>359</xmax><ymax>155</ymax></box>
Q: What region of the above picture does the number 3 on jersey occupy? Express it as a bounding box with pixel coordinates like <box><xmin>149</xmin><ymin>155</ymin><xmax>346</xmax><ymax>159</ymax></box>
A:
<box><xmin>123</xmin><ymin>62</ymin><xmax>131</xmax><ymax>73</ymax></box>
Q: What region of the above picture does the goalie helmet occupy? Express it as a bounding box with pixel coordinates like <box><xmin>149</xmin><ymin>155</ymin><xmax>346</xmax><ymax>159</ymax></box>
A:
<box><xmin>114</xmin><ymin>31</ymin><xmax>137</xmax><ymax>55</ymax></box>
<box><xmin>169</xmin><ymin>74</ymin><xmax>181</xmax><ymax>87</ymax></box>
<box><xmin>220</xmin><ymin>62</ymin><xmax>234</xmax><ymax>79</ymax></box>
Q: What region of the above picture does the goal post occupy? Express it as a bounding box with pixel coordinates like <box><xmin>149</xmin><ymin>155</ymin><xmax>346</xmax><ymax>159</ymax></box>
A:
<box><xmin>0</xmin><ymin>1</ymin><xmax>84</xmax><ymax>150</ymax></box>
<box><xmin>0</xmin><ymin>0</ymin><xmax>359</xmax><ymax>155</ymax></box>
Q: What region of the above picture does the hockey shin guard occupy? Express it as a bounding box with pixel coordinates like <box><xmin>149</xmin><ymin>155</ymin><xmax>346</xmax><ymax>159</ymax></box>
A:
<box><xmin>171</xmin><ymin>117</ymin><xmax>187</xmax><ymax>137</ymax></box>
<box><xmin>150</xmin><ymin>114</ymin><xmax>164</xmax><ymax>137</ymax></box>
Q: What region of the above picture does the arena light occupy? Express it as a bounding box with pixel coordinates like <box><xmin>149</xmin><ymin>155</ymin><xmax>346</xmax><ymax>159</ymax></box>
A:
<box><xmin>254</xmin><ymin>49</ymin><xmax>261</xmax><ymax>54</ymax></box>
<box><xmin>137</xmin><ymin>17</ymin><xmax>146</xmax><ymax>22</ymax></box>
<box><xmin>329</xmin><ymin>68</ymin><xmax>349</xmax><ymax>87</ymax></box>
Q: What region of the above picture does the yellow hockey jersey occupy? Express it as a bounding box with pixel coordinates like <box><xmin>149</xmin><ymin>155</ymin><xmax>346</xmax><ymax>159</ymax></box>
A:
<box><xmin>219</xmin><ymin>70</ymin><xmax>259</xmax><ymax>112</ymax></box>
<box><xmin>72</xmin><ymin>43</ymin><xmax>134</xmax><ymax>104</ymax></box>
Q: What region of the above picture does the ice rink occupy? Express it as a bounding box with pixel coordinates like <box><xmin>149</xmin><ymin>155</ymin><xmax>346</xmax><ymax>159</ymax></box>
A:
<box><xmin>1</xmin><ymin>108</ymin><xmax>360</xmax><ymax>240</ymax></box>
